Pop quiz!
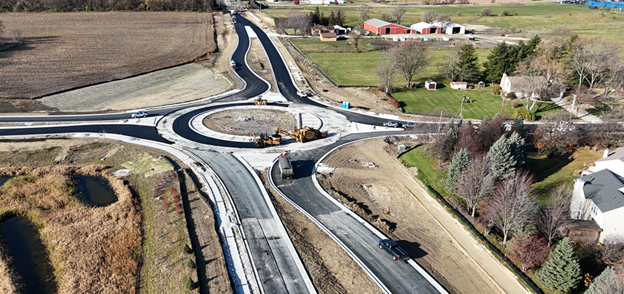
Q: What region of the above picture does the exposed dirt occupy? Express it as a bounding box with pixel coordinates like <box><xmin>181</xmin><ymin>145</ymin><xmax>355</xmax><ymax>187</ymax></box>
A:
<box><xmin>259</xmin><ymin>171</ymin><xmax>383</xmax><ymax>294</ymax></box>
<box><xmin>0</xmin><ymin>99</ymin><xmax>58</xmax><ymax>113</ymax></box>
<box><xmin>212</xmin><ymin>13</ymin><xmax>245</xmax><ymax>90</ymax></box>
<box><xmin>202</xmin><ymin>108</ymin><xmax>296</xmax><ymax>136</ymax></box>
<box><xmin>247</xmin><ymin>38</ymin><xmax>277</xmax><ymax>92</ymax></box>
<box><xmin>0</xmin><ymin>12</ymin><xmax>216</xmax><ymax>100</ymax></box>
<box><xmin>317</xmin><ymin>139</ymin><xmax>502</xmax><ymax>294</ymax></box>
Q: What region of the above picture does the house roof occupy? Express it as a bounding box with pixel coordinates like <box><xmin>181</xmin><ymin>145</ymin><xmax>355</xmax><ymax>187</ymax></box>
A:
<box><xmin>595</xmin><ymin>146</ymin><xmax>624</xmax><ymax>163</ymax></box>
<box><xmin>364</xmin><ymin>18</ymin><xmax>408</xmax><ymax>29</ymax></box>
<box><xmin>566</xmin><ymin>219</ymin><xmax>602</xmax><ymax>231</ymax></box>
<box><xmin>581</xmin><ymin>169</ymin><xmax>624</xmax><ymax>213</ymax></box>
<box><xmin>320</xmin><ymin>32</ymin><xmax>337</xmax><ymax>38</ymax></box>
<box><xmin>431</xmin><ymin>20</ymin><xmax>464</xmax><ymax>28</ymax></box>
<box><xmin>410</xmin><ymin>22</ymin><xmax>436</xmax><ymax>30</ymax></box>
<box><xmin>504</xmin><ymin>75</ymin><xmax>547</xmax><ymax>93</ymax></box>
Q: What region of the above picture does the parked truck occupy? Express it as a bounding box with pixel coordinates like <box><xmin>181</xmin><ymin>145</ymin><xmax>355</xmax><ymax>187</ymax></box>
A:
<box><xmin>379</xmin><ymin>239</ymin><xmax>409</xmax><ymax>261</ymax></box>
<box><xmin>278</xmin><ymin>155</ymin><xmax>294</xmax><ymax>180</ymax></box>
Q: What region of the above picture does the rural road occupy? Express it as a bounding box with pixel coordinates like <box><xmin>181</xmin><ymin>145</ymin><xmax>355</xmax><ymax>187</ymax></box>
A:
<box><xmin>0</xmin><ymin>13</ymin><xmax>449</xmax><ymax>294</ymax></box>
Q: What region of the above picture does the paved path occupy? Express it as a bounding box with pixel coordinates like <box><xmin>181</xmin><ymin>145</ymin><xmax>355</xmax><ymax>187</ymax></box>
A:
<box><xmin>550</xmin><ymin>96</ymin><xmax>603</xmax><ymax>123</ymax></box>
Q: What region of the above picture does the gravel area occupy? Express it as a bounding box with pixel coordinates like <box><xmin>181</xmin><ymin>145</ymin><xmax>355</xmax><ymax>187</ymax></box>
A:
<box><xmin>202</xmin><ymin>109</ymin><xmax>296</xmax><ymax>136</ymax></box>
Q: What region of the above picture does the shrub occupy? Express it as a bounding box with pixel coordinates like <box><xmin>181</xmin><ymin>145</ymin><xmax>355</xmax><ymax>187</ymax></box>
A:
<box><xmin>175</xmin><ymin>203</ymin><xmax>183</xmax><ymax>214</ymax></box>
<box><xmin>481</xmin><ymin>8</ymin><xmax>492</xmax><ymax>16</ymax></box>
<box><xmin>506</xmin><ymin>92</ymin><xmax>516</xmax><ymax>99</ymax></box>
<box><xmin>184</xmin><ymin>277</ymin><xmax>196</xmax><ymax>290</ymax></box>
<box><xmin>501</xmin><ymin>10</ymin><xmax>510</xmax><ymax>16</ymax></box>
<box><xmin>186</xmin><ymin>258</ymin><xmax>196</xmax><ymax>269</ymax></box>
<box><xmin>513</xmin><ymin>108</ymin><xmax>536</xmax><ymax>121</ymax></box>
<box><xmin>173</xmin><ymin>195</ymin><xmax>181</xmax><ymax>204</ymax></box>
<box><xmin>387</xmin><ymin>97</ymin><xmax>401</xmax><ymax>108</ymax></box>
<box><xmin>184</xmin><ymin>243</ymin><xmax>193</xmax><ymax>254</ymax></box>
<box><xmin>456</xmin><ymin>11</ymin><xmax>462</xmax><ymax>16</ymax></box>
<box><xmin>492</xmin><ymin>85</ymin><xmax>501</xmax><ymax>95</ymax></box>
<box><xmin>511</xmin><ymin>100</ymin><xmax>519</xmax><ymax>108</ymax></box>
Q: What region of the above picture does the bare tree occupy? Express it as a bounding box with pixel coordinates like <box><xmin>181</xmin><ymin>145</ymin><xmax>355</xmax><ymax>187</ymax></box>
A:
<box><xmin>601</xmin><ymin>62</ymin><xmax>624</xmax><ymax>106</ymax></box>
<box><xmin>391</xmin><ymin>6</ymin><xmax>406</xmax><ymax>24</ymax></box>
<box><xmin>489</xmin><ymin>171</ymin><xmax>540</xmax><ymax>244</ymax></box>
<box><xmin>456</xmin><ymin>155</ymin><xmax>495</xmax><ymax>217</ymax></box>
<box><xmin>349</xmin><ymin>28</ymin><xmax>363</xmax><ymax>53</ymax></box>
<box><xmin>374</xmin><ymin>51</ymin><xmax>397</xmax><ymax>93</ymax></box>
<box><xmin>436</xmin><ymin>14</ymin><xmax>451</xmax><ymax>22</ymax></box>
<box><xmin>391</xmin><ymin>41</ymin><xmax>429</xmax><ymax>88</ymax></box>
<box><xmin>538</xmin><ymin>184</ymin><xmax>571</xmax><ymax>246</ymax></box>
<box><xmin>287</xmin><ymin>10</ymin><xmax>311</xmax><ymax>36</ymax></box>
<box><xmin>358</xmin><ymin>4</ymin><xmax>372</xmax><ymax>23</ymax></box>
<box><xmin>438</xmin><ymin>47</ymin><xmax>463</xmax><ymax>82</ymax></box>
<box><xmin>599</xmin><ymin>236</ymin><xmax>624</xmax><ymax>266</ymax></box>
<box><xmin>421</xmin><ymin>10</ymin><xmax>438</xmax><ymax>23</ymax></box>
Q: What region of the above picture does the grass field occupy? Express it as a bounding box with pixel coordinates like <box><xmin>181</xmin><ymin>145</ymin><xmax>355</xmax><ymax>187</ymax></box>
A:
<box><xmin>305</xmin><ymin>48</ymin><xmax>491</xmax><ymax>86</ymax></box>
<box><xmin>291</xmin><ymin>37</ymin><xmax>382</xmax><ymax>53</ymax></box>
<box><xmin>0</xmin><ymin>12</ymin><xmax>216</xmax><ymax>99</ymax></box>
<box><xmin>264</xmin><ymin>3</ymin><xmax>624</xmax><ymax>44</ymax></box>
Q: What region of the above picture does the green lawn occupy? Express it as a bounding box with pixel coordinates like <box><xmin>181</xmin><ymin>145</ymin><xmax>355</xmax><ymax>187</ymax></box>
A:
<box><xmin>305</xmin><ymin>49</ymin><xmax>491</xmax><ymax>86</ymax></box>
<box><xmin>400</xmin><ymin>145</ymin><xmax>454</xmax><ymax>200</ymax></box>
<box><xmin>529</xmin><ymin>147</ymin><xmax>603</xmax><ymax>205</ymax></box>
<box><xmin>291</xmin><ymin>37</ymin><xmax>382</xmax><ymax>53</ymax></box>
<box><xmin>263</xmin><ymin>3</ymin><xmax>624</xmax><ymax>45</ymax></box>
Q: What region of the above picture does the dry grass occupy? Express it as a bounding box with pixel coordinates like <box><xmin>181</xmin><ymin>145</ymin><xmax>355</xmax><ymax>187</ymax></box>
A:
<box><xmin>0</xmin><ymin>244</ymin><xmax>20</xmax><ymax>294</ymax></box>
<box><xmin>0</xmin><ymin>12</ymin><xmax>216</xmax><ymax>99</ymax></box>
<box><xmin>0</xmin><ymin>165</ymin><xmax>141</xmax><ymax>294</ymax></box>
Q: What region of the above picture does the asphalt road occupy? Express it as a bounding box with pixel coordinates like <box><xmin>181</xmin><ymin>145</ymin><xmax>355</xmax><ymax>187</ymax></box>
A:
<box><xmin>0</xmin><ymin>124</ymin><xmax>172</xmax><ymax>144</ymax></box>
<box><xmin>190</xmin><ymin>150</ymin><xmax>311</xmax><ymax>294</ymax></box>
<box><xmin>271</xmin><ymin>133</ymin><xmax>444</xmax><ymax>294</ymax></box>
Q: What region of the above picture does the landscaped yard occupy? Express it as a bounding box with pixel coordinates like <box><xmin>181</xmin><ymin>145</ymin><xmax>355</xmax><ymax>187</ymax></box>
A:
<box><xmin>305</xmin><ymin>49</ymin><xmax>491</xmax><ymax>86</ymax></box>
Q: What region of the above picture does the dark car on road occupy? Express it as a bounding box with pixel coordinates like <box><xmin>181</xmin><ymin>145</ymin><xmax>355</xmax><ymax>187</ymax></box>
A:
<box><xmin>379</xmin><ymin>239</ymin><xmax>409</xmax><ymax>261</ymax></box>
<box><xmin>402</xmin><ymin>122</ymin><xmax>416</xmax><ymax>128</ymax></box>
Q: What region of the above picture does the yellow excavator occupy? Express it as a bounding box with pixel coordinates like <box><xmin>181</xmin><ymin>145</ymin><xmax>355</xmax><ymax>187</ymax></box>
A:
<box><xmin>253</xmin><ymin>96</ymin><xmax>267</xmax><ymax>105</ymax></box>
<box><xmin>255</xmin><ymin>132</ymin><xmax>282</xmax><ymax>147</ymax></box>
<box><xmin>275</xmin><ymin>127</ymin><xmax>328</xmax><ymax>143</ymax></box>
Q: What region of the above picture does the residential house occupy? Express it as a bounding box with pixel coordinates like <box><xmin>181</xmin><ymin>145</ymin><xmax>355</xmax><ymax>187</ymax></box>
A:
<box><xmin>500</xmin><ymin>73</ymin><xmax>547</xmax><ymax>98</ymax></box>
<box><xmin>570</xmin><ymin>147</ymin><xmax>624</xmax><ymax>242</ymax></box>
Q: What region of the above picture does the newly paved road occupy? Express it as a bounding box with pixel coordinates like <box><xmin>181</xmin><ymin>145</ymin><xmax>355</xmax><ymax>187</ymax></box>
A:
<box><xmin>272</xmin><ymin>133</ymin><xmax>444</xmax><ymax>294</ymax></box>
<box><xmin>190</xmin><ymin>150</ymin><xmax>311</xmax><ymax>294</ymax></box>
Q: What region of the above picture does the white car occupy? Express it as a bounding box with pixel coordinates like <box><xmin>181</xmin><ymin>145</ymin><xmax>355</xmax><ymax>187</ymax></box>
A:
<box><xmin>296</xmin><ymin>91</ymin><xmax>308</xmax><ymax>98</ymax></box>
<box><xmin>131</xmin><ymin>111</ymin><xmax>148</xmax><ymax>118</ymax></box>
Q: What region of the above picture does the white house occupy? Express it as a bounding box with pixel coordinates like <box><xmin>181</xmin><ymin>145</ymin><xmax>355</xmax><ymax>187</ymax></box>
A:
<box><xmin>431</xmin><ymin>20</ymin><xmax>465</xmax><ymax>35</ymax></box>
<box><xmin>450</xmin><ymin>81</ymin><xmax>467</xmax><ymax>90</ymax></box>
<box><xmin>571</xmin><ymin>147</ymin><xmax>624</xmax><ymax>242</ymax></box>
<box><xmin>500</xmin><ymin>73</ymin><xmax>547</xmax><ymax>98</ymax></box>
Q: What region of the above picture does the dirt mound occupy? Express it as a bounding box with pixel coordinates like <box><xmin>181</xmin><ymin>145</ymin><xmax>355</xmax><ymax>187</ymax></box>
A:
<box><xmin>203</xmin><ymin>109</ymin><xmax>296</xmax><ymax>136</ymax></box>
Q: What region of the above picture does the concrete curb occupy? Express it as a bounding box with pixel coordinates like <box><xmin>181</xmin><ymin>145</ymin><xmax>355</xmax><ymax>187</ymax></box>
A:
<box><xmin>233</xmin><ymin>154</ymin><xmax>317</xmax><ymax>294</ymax></box>
<box><xmin>312</xmin><ymin>137</ymin><xmax>449</xmax><ymax>294</ymax></box>
<box><xmin>241</xmin><ymin>25</ymin><xmax>272</xmax><ymax>98</ymax></box>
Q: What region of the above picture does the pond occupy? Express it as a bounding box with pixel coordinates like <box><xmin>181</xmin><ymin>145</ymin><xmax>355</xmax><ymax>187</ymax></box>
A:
<box><xmin>73</xmin><ymin>174</ymin><xmax>118</xmax><ymax>207</ymax></box>
<box><xmin>0</xmin><ymin>177</ymin><xmax>11</xmax><ymax>187</ymax></box>
<box><xmin>1</xmin><ymin>218</ymin><xmax>57</xmax><ymax>294</ymax></box>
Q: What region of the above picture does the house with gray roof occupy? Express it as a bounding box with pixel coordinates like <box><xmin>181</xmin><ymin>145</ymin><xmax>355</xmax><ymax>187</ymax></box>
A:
<box><xmin>571</xmin><ymin>168</ymin><xmax>624</xmax><ymax>242</ymax></box>
<box><xmin>594</xmin><ymin>147</ymin><xmax>624</xmax><ymax>178</ymax></box>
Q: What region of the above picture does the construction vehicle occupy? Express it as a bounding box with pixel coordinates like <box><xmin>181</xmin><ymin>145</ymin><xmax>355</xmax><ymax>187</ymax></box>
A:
<box><xmin>253</xmin><ymin>96</ymin><xmax>267</xmax><ymax>105</ymax></box>
<box><xmin>275</xmin><ymin>127</ymin><xmax>328</xmax><ymax>143</ymax></box>
<box><xmin>255</xmin><ymin>132</ymin><xmax>282</xmax><ymax>148</ymax></box>
<box><xmin>278</xmin><ymin>155</ymin><xmax>294</xmax><ymax>179</ymax></box>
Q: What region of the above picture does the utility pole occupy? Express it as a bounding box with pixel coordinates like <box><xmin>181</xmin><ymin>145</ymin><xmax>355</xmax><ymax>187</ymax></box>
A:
<box><xmin>569</xmin><ymin>94</ymin><xmax>577</xmax><ymax>121</ymax></box>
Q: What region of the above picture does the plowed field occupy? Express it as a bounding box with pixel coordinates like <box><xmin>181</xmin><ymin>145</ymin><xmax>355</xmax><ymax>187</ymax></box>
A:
<box><xmin>0</xmin><ymin>12</ymin><xmax>216</xmax><ymax>99</ymax></box>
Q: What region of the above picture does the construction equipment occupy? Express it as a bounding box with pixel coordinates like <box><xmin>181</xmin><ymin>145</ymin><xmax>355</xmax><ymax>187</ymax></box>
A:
<box><xmin>275</xmin><ymin>126</ymin><xmax>328</xmax><ymax>143</ymax></box>
<box><xmin>255</xmin><ymin>132</ymin><xmax>282</xmax><ymax>148</ymax></box>
<box><xmin>253</xmin><ymin>96</ymin><xmax>267</xmax><ymax>105</ymax></box>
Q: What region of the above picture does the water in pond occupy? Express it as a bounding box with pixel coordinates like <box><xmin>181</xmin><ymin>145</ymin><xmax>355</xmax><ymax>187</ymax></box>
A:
<box><xmin>1</xmin><ymin>218</ymin><xmax>57</xmax><ymax>294</ymax></box>
<box><xmin>73</xmin><ymin>174</ymin><xmax>118</xmax><ymax>207</ymax></box>
<box><xmin>0</xmin><ymin>177</ymin><xmax>11</xmax><ymax>187</ymax></box>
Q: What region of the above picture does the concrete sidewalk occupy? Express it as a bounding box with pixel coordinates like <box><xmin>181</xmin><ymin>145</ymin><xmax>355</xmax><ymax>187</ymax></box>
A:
<box><xmin>550</xmin><ymin>97</ymin><xmax>603</xmax><ymax>123</ymax></box>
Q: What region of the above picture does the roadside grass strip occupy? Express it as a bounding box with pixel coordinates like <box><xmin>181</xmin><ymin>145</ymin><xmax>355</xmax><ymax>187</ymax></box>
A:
<box><xmin>121</xmin><ymin>152</ymin><xmax>174</xmax><ymax>177</ymax></box>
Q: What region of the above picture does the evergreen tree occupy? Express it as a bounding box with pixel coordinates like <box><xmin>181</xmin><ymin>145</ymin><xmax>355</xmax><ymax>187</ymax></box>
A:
<box><xmin>328</xmin><ymin>11</ymin><xmax>336</xmax><ymax>26</ymax></box>
<box><xmin>511</xmin><ymin>117</ymin><xmax>524</xmax><ymax>137</ymax></box>
<box><xmin>445</xmin><ymin>148</ymin><xmax>471</xmax><ymax>192</ymax></box>
<box><xmin>336</xmin><ymin>9</ymin><xmax>345</xmax><ymax>26</ymax></box>
<box><xmin>536</xmin><ymin>238</ymin><xmax>582</xmax><ymax>293</ymax></box>
<box><xmin>508</xmin><ymin>132</ymin><xmax>527</xmax><ymax>169</ymax></box>
<box><xmin>320</xmin><ymin>12</ymin><xmax>327</xmax><ymax>26</ymax></box>
<box><xmin>310</xmin><ymin>7</ymin><xmax>321</xmax><ymax>25</ymax></box>
<box><xmin>585</xmin><ymin>267</ymin><xmax>624</xmax><ymax>294</ymax></box>
<box><xmin>483</xmin><ymin>42</ymin><xmax>513</xmax><ymax>83</ymax></box>
<box><xmin>527</xmin><ymin>34</ymin><xmax>541</xmax><ymax>55</ymax></box>
<box><xmin>459</xmin><ymin>44</ymin><xmax>480</xmax><ymax>82</ymax></box>
<box><xmin>488</xmin><ymin>134</ymin><xmax>516</xmax><ymax>179</ymax></box>
<box><xmin>437</xmin><ymin>120</ymin><xmax>458</xmax><ymax>162</ymax></box>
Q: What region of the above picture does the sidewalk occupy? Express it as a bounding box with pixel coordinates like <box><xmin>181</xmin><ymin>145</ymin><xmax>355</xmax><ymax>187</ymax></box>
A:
<box><xmin>550</xmin><ymin>96</ymin><xmax>603</xmax><ymax>123</ymax></box>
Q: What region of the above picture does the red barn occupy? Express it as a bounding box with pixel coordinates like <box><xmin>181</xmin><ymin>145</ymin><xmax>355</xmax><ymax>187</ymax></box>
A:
<box><xmin>363</xmin><ymin>19</ymin><xmax>410</xmax><ymax>35</ymax></box>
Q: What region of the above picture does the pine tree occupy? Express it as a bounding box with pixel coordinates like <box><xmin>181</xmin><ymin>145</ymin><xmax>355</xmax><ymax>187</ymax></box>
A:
<box><xmin>328</xmin><ymin>11</ymin><xmax>336</xmax><ymax>26</ymax></box>
<box><xmin>488</xmin><ymin>134</ymin><xmax>516</xmax><ymax>179</ymax></box>
<box><xmin>336</xmin><ymin>9</ymin><xmax>345</xmax><ymax>26</ymax></box>
<box><xmin>511</xmin><ymin>117</ymin><xmax>524</xmax><ymax>137</ymax></box>
<box><xmin>508</xmin><ymin>132</ymin><xmax>527</xmax><ymax>169</ymax></box>
<box><xmin>436</xmin><ymin>120</ymin><xmax>458</xmax><ymax>162</ymax></box>
<box><xmin>536</xmin><ymin>238</ymin><xmax>582</xmax><ymax>293</ymax></box>
<box><xmin>585</xmin><ymin>267</ymin><xmax>624</xmax><ymax>294</ymax></box>
<box><xmin>459</xmin><ymin>44</ymin><xmax>480</xmax><ymax>82</ymax></box>
<box><xmin>445</xmin><ymin>148</ymin><xmax>471</xmax><ymax>192</ymax></box>
<box><xmin>527</xmin><ymin>34</ymin><xmax>541</xmax><ymax>55</ymax></box>
<box><xmin>311</xmin><ymin>6</ymin><xmax>321</xmax><ymax>25</ymax></box>
<box><xmin>483</xmin><ymin>42</ymin><xmax>512</xmax><ymax>83</ymax></box>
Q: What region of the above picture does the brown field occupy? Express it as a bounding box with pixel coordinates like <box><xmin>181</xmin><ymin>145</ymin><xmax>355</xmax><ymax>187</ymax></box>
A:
<box><xmin>0</xmin><ymin>12</ymin><xmax>216</xmax><ymax>99</ymax></box>
<box><xmin>0</xmin><ymin>165</ymin><xmax>141</xmax><ymax>294</ymax></box>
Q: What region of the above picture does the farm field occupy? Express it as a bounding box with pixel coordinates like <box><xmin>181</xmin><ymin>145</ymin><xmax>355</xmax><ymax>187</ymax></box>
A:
<box><xmin>265</xmin><ymin>3</ymin><xmax>624</xmax><ymax>44</ymax></box>
<box><xmin>0</xmin><ymin>12</ymin><xmax>216</xmax><ymax>99</ymax></box>
<box><xmin>305</xmin><ymin>49</ymin><xmax>491</xmax><ymax>86</ymax></box>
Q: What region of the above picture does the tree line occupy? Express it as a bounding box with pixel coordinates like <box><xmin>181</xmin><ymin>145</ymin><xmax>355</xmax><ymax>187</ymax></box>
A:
<box><xmin>0</xmin><ymin>0</ymin><xmax>222</xmax><ymax>12</ymax></box>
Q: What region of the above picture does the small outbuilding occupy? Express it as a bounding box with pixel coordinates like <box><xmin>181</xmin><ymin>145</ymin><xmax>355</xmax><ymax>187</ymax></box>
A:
<box><xmin>320</xmin><ymin>32</ymin><xmax>337</xmax><ymax>41</ymax></box>
<box><xmin>425</xmin><ymin>79</ymin><xmax>437</xmax><ymax>90</ymax></box>
<box><xmin>431</xmin><ymin>20</ymin><xmax>466</xmax><ymax>35</ymax></box>
<box><xmin>363</xmin><ymin>19</ymin><xmax>411</xmax><ymax>35</ymax></box>
<box><xmin>450</xmin><ymin>81</ymin><xmax>467</xmax><ymax>90</ymax></box>
<box><xmin>410</xmin><ymin>22</ymin><xmax>440</xmax><ymax>34</ymax></box>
